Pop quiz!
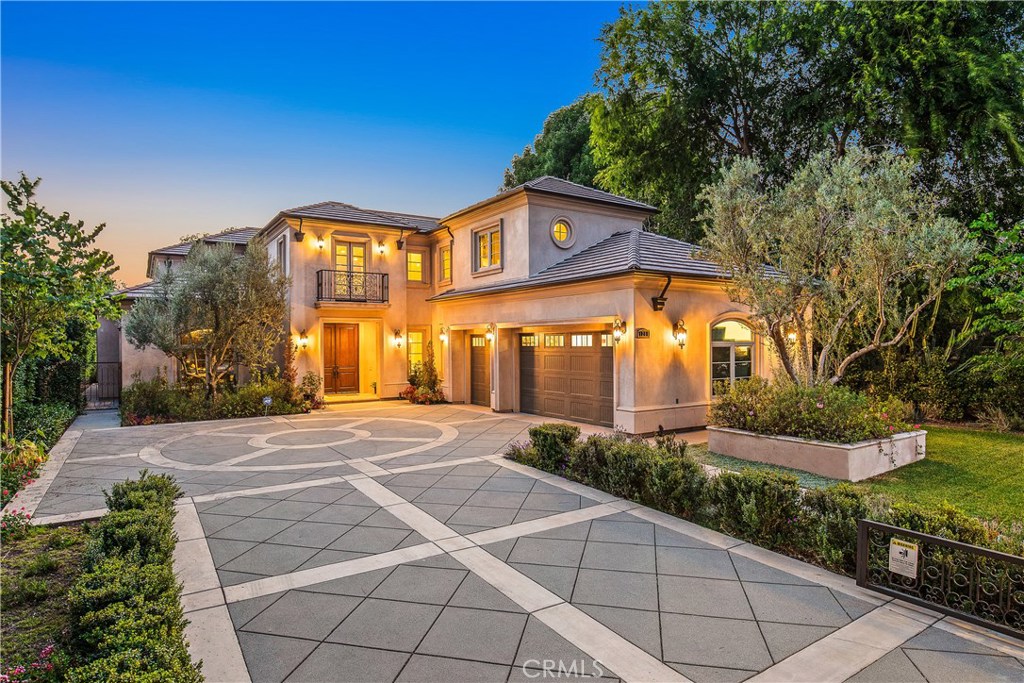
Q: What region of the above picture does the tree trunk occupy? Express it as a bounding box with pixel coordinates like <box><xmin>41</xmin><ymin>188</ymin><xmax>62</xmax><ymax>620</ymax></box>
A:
<box><xmin>3</xmin><ymin>362</ymin><xmax>14</xmax><ymax>439</ymax></box>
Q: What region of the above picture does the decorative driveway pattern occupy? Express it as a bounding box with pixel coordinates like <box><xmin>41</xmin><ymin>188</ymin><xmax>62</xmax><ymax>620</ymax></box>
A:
<box><xmin>27</xmin><ymin>404</ymin><xmax>1024</xmax><ymax>683</ymax></box>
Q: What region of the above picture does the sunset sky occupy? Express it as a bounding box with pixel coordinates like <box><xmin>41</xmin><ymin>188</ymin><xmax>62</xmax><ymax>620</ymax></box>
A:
<box><xmin>1</xmin><ymin>2</ymin><xmax>622</xmax><ymax>285</ymax></box>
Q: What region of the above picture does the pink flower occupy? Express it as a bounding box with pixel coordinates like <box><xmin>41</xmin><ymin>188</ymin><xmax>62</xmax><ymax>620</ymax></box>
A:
<box><xmin>747</xmin><ymin>410</ymin><xmax>754</xmax><ymax>416</ymax></box>
<box><xmin>913</xmin><ymin>424</ymin><xmax>921</xmax><ymax>429</ymax></box>
<box><xmin>881</xmin><ymin>412</ymin><xmax>888</xmax><ymax>419</ymax></box>
<box><xmin>816</xmin><ymin>401</ymin><xmax>824</xmax><ymax>409</ymax></box>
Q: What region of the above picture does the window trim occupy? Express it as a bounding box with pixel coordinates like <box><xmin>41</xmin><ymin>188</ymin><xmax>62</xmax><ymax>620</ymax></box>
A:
<box><xmin>550</xmin><ymin>216</ymin><xmax>576</xmax><ymax>249</ymax></box>
<box><xmin>438</xmin><ymin>242</ymin><xmax>452</xmax><ymax>285</ymax></box>
<box><xmin>406</xmin><ymin>248</ymin><xmax>428</xmax><ymax>284</ymax></box>
<box><xmin>472</xmin><ymin>221</ymin><xmax>503</xmax><ymax>276</ymax></box>
<box><xmin>710</xmin><ymin>319</ymin><xmax>755</xmax><ymax>396</ymax></box>
<box><xmin>407</xmin><ymin>327</ymin><xmax>429</xmax><ymax>374</ymax></box>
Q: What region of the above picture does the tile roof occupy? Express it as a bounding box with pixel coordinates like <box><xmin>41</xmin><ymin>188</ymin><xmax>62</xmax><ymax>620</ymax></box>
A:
<box><xmin>429</xmin><ymin>229</ymin><xmax>741</xmax><ymax>301</ymax></box>
<box><xmin>442</xmin><ymin>176</ymin><xmax>657</xmax><ymax>223</ymax></box>
<box><xmin>118</xmin><ymin>280</ymin><xmax>161</xmax><ymax>299</ymax></box>
<box><xmin>151</xmin><ymin>226</ymin><xmax>260</xmax><ymax>257</ymax></box>
<box><xmin>279</xmin><ymin>202</ymin><xmax>440</xmax><ymax>232</ymax></box>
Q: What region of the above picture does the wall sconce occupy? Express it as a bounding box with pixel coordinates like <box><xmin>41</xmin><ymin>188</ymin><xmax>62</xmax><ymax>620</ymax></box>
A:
<box><xmin>297</xmin><ymin>329</ymin><xmax>309</xmax><ymax>351</ymax></box>
<box><xmin>315</xmin><ymin>236</ymin><xmax>325</xmax><ymax>251</ymax></box>
<box><xmin>376</xmin><ymin>239</ymin><xmax>386</xmax><ymax>256</ymax></box>
<box><xmin>673</xmin><ymin>320</ymin><xmax>688</xmax><ymax>348</ymax></box>
<box><xmin>612</xmin><ymin>318</ymin><xmax>627</xmax><ymax>343</ymax></box>
<box><xmin>485</xmin><ymin>323</ymin><xmax>496</xmax><ymax>342</ymax></box>
<box><xmin>393</xmin><ymin>329</ymin><xmax>403</xmax><ymax>348</ymax></box>
<box><xmin>439</xmin><ymin>325</ymin><xmax>449</xmax><ymax>343</ymax></box>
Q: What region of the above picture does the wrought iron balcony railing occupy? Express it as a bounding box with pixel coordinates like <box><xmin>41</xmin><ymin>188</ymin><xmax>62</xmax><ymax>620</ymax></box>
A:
<box><xmin>316</xmin><ymin>269</ymin><xmax>389</xmax><ymax>304</ymax></box>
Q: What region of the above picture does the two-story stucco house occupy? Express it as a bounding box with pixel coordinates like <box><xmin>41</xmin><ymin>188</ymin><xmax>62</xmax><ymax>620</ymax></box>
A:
<box><xmin>106</xmin><ymin>178</ymin><xmax>769</xmax><ymax>433</ymax></box>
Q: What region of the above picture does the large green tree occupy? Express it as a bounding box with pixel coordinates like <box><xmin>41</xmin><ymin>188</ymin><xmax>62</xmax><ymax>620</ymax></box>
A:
<box><xmin>123</xmin><ymin>242</ymin><xmax>288</xmax><ymax>397</ymax></box>
<box><xmin>1</xmin><ymin>174</ymin><xmax>120</xmax><ymax>437</ymax></box>
<box><xmin>700</xmin><ymin>149</ymin><xmax>977</xmax><ymax>386</ymax></box>
<box><xmin>592</xmin><ymin>1</ymin><xmax>1024</xmax><ymax>239</ymax></box>
<box><xmin>502</xmin><ymin>95</ymin><xmax>601</xmax><ymax>190</ymax></box>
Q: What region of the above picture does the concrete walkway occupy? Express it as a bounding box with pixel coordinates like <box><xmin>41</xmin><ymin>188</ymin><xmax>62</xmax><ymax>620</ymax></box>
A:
<box><xmin>24</xmin><ymin>403</ymin><xmax>1024</xmax><ymax>682</ymax></box>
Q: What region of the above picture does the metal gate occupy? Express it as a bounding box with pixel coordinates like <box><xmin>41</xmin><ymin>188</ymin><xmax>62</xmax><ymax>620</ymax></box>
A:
<box><xmin>856</xmin><ymin>519</ymin><xmax>1024</xmax><ymax>638</ymax></box>
<box><xmin>84</xmin><ymin>362</ymin><xmax>121</xmax><ymax>409</ymax></box>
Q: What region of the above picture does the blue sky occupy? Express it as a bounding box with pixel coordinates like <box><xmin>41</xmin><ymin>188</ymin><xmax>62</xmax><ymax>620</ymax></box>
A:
<box><xmin>1</xmin><ymin>1</ymin><xmax>623</xmax><ymax>284</ymax></box>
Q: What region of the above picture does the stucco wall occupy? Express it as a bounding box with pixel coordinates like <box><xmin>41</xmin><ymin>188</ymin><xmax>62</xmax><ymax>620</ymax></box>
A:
<box><xmin>526</xmin><ymin>196</ymin><xmax>648</xmax><ymax>275</ymax></box>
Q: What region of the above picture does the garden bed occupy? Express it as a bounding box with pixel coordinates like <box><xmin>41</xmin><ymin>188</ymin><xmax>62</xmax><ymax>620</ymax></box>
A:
<box><xmin>707</xmin><ymin>426</ymin><xmax>926</xmax><ymax>481</ymax></box>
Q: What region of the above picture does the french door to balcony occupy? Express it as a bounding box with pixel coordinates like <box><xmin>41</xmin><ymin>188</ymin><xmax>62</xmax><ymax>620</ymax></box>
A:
<box><xmin>334</xmin><ymin>240</ymin><xmax>367</xmax><ymax>299</ymax></box>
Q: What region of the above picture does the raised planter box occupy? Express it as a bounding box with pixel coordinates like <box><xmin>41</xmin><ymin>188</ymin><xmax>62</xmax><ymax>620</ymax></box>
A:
<box><xmin>706</xmin><ymin>427</ymin><xmax>926</xmax><ymax>482</ymax></box>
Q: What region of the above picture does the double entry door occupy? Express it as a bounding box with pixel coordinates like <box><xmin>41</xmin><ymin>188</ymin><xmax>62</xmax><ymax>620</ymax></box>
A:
<box><xmin>324</xmin><ymin>323</ymin><xmax>359</xmax><ymax>393</ymax></box>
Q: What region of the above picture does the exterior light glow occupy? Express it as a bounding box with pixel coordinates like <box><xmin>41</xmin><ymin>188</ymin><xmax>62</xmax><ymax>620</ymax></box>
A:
<box><xmin>393</xmin><ymin>329</ymin><xmax>403</xmax><ymax>348</ymax></box>
<box><xmin>612</xmin><ymin>318</ymin><xmax>626</xmax><ymax>343</ymax></box>
<box><xmin>439</xmin><ymin>325</ymin><xmax>449</xmax><ymax>343</ymax></box>
<box><xmin>316</xmin><ymin>236</ymin><xmax>325</xmax><ymax>251</ymax></box>
<box><xmin>787</xmin><ymin>330</ymin><xmax>798</xmax><ymax>343</ymax></box>
<box><xmin>377</xmin><ymin>239</ymin><xmax>386</xmax><ymax>256</ymax></box>
<box><xmin>673</xmin><ymin>320</ymin><xmax>688</xmax><ymax>348</ymax></box>
<box><xmin>485</xmin><ymin>323</ymin><xmax>496</xmax><ymax>342</ymax></box>
<box><xmin>298</xmin><ymin>329</ymin><xmax>309</xmax><ymax>350</ymax></box>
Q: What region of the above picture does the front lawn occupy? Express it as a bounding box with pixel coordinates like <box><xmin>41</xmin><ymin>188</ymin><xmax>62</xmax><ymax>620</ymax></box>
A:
<box><xmin>0</xmin><ymin>524</ymin><xmax>88</xmax><ymax>680</ymax></box>
<box><xmin>860</xmin><ymin>426</ymin><xmax>1023</xmax><ymax>521</ymax></box>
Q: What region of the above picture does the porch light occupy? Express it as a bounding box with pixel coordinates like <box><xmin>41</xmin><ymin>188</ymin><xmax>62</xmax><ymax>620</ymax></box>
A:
<box><xmin>439</xmin><ymin>326</ymin><xmax>449</xmax><ymax>343</ymax></box>
<box><xmin>315</xmin><ymin>236</ymin><xmax>325</xmax><ymax>251</ymax></box>
<box><xmin>393</xmin><ymin>329</ymin><xmax>403</xmax><ymax>348</ymax></box>
<box><xmin>485</xmin><ymin>323</ymin><xmax>496</xmax><ymax>342</ymax></box>
<box><xmin>612</xmin><ymin>318</ymin><xmax>626</xmax><ymax>343</ymax></box>
<box><xmin>376</xmin><ymin>239</ymin><xmax>386</xmax><ymax>256</ymax></box>
<box><xmin>673</xmin><ymin>320</ymin><xmax>688</xmax><ymax>348</ymax></box>
<box><xmin>298</xmin><ymin>329</ymin><xmax>309</xmax><ymax>351</ymax></box>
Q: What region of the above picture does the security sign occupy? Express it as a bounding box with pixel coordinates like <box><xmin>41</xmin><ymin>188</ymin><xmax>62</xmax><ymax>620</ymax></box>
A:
<box><xmin>888</xmin><ymin>538</ymin><xmax>919</xmax><ymax>578</ymax></box>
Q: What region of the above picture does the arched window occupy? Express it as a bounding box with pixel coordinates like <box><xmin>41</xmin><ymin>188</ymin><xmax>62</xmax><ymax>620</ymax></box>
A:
<box><xmin>711</xmin><ymin>320</ymin><xmax>753</xmax><ymax>395</ymax></box>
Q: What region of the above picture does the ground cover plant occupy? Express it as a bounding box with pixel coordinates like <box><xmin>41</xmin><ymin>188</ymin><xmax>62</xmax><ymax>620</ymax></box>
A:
<box><xmin>0</xmin><ymin>524</ymin><xmax>89</xmax><ymax>682</ymax></box>
<box><xmin>507</xmin><ymin>424</ymin><xmax>1024</xmax><ymax>577</ymax></box>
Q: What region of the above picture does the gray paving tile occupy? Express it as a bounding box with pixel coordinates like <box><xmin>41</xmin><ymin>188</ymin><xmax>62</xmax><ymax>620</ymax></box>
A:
<box><xmin>669</xmin><ymin>663</ymin><xmax>756</xmax><ymax>683</ymax></box>
<box><xmin>658</xmin><ymin>575</ymin><xmax>753</xmax><ymax>619</ymax></box>
<box><xmin>212</xmin><ymin>517</ymin><xmax>297</xmax><ymax>543</ymax></box>
<box><xmin>218</xmin><ymin>569</ymin><xmax>266</xmax><ymax>587</ymax></box>
<box><xmin>286</xmin><ymin>643</ymin><xmax>410</xmax><ymax>683</ymax></box>
<box><xmin>242</xmin><ymin>590</ymin><xmax>360</xmax><ymax>640</ymax></box>
<box><xmin>527</xmin><ymin>521</ymin><xmax>592</xmax><ymax>541</ymax></box>
<box><xmin>448</xmin><ymin>573</ymin><xmax>525</xmax><ymax>613</ymax></box>
<box><xmin>513</xmin><ymin>616</ymin><xmax>612</xmax><ymax>673</ymax></box>
<box><xmin>661</xmin><ymin>613</ymin><xmax>773</xmax><ymax>671</ymax></box>
<box><xmin>413</xmin><ymin>502</ymin><xmax>461</xmax><ymax>522</ymax></box>
<box><xmin>512</xmin><ymin>509</ymin><xmax>560</xmax><ymax>524</ymax></box>
<box><xmin>904</xmin><ymin>648</ymin><xmax>1024</xmax><ymax>682</ymax></box>
<box><xmin>286</xmin><ymin>486</ymin><xmax>352</xmax><ymax>504</ymax></box>
<box><xmin>902</xmin><ymin>626</ymin><xmax>1004</xmax><ymax>655</ymax></box>
<box><xmin>479</xmin><ymin>476</ymin><xmax>537</xmax><ymax>493</ymax></box>
<box><xmin>656</xmin><ymin>546</ymin><xmax>737</xmax><ymax>580</ymax></box>
<box><xmin>830</xmin><ymin>589</ymin><xmax>878</xmax><ymax>621</ymax></box>
<box><xmin>265</xmin><ymin>521</ymin><xmax>354</xmax><ymax>549</ymax></box>
<box><xmin>371</xmin><ymin>564</ymin><xmax>468</xmax><ymax>605</ymax></box>
<box><xmin>728</xmin><ymin>553</ymin><xmax>816</xmax><ymax>586</ymax></box>
<box><xmin>581</xmin><ymin>541</ymin><xmax>656</xmax><ymax>573</ymax></box>
<box><xmin>589</xmin><ymin>519</ymin><xmax>655</xmax><ymax>545</ymax></box>
<box><xmin>758</xmin><ymin>621</ymin><xmax>836</xmax><ymax>662</ymax></box>
<box><xmin>328</xmin><ymin>526</ymin><xmax>413</xmax><ymax>553</ymax></box>
<box><xmin>197</xmin><ymin>511</ymin><xmax>248</xmax><ymax>536</ymax></box>
<box><xmin>203</xmin><ymin>495</ymin><xmax>279</xmax><ymax>517</ymax></box>
<box><xmin>482</xmin><ymin>539</ymin><xmax>517</xmax><ymax>562</ymax></box>
<box><xmin>299</xmin><ymin>567</ymin><xmax>396</xmax><ymax>597</ymax></box>
<box><xmin>327</xmin><ymin>598</ymin><xmax>442</xmax><ymax>651</ymax></box>
<box><xmin>294</xmin><ymin>548</ymin><xmax>371</xmax><ymax>571</ymax></box>
<box><xmin>414</xmin><ymin>487</ymin><xmax>475</xmax><ymax>505</ymax></box>
<box><xmin>577</xmin><ymin>604</ymin><xmax>662</xmax><ymax>658</ymax></box>
<box><xmin>508</xmin><ymin>538</ymin><xmax>585</xmax><ymax>568</ymax></box>
<box><xmin>386</xmin><ymin>472</ymin><xmax>446</xmax><ymax>488</ymax></box>
<box><xmin>572</xmin><ymin>568</ymin><xmax>659</xmax><ymax>611</ymax></box>
<box><xmin>845</xmin><ymin>648</ymin><xmax>927</xmax><ymax>682</ymax></box>
<box><xmin>207</xmin><ymin>538</ymin><xmax>259</xmax><ymax>567</ymax></box>
<box><xmin>435</xmin><ymin>474</ymin><xmax>490</xmax><ymax>490</ymax></box>
<box><xmin>406</xmin><ymin>553</ymin><xmax>467</xmax><ymax>570</ymax></box>
<box><xmin>417</xmin><ymin>606</ymin><xmax>528</xmax><ymax>665</ymax></box>
<box><xmin>237</xmin><ymin>632</ymin><xmax>318</xmax><ymax>683</ymax></box>
<box><xmin>397</xmin><ymin>654</ymin><xmax>510</xmax><ymax>683</ymax></box>
<box><xmin>447</xmin><ymin>505</ymin><xmax>519</xmax><ymax>528</ymax></box>
<box><xmin>385</xmin><ymin>485</ymin><xmax>427</xmax><ymax>501</ymax></box>
<box><xmin>252</xmin><ymin>499</ymin><xmax>330</xmax><ymax>521</ymax></box>
<box><xmin>521</xmin><ymin>492</ymin><xmax>582</xmax><ymax>512</ymax></box>
<box><xmin>465</xmin><ymin>490</ymin><xmax>530</xmax><ymax>509</ymax></box>
<box><xmin>228</xmin><ymin>593</ymin><xmax>284</xmax><ymax>629</ymax></box>
<box><xmin>742</xmin><ymin>582</ymin><xmax>850</xmax><ymax>627</ymax></box>
<box><xmin>510</xmin><ymin>562</ymin><xmax>579</xmax><ymax>601</ymax></box>
<box><xmin>220</xmin><ymin>542</ymin><xmax>320</xmax><ymax>576</ymax></box>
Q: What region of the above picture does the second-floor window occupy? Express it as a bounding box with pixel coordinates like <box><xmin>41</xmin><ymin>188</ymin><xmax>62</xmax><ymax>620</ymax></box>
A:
<box><xmin>407</xmin><ymin>251</ymin><xmax>424</xmax><ymax>283</ymax></box>
<box><xmin>475</xmin><ymin>226</ymin><xmax>501</xmax><ymax>272</ymax></box>
<box><xmin>439</xmin><ymin>244</ymin><xmax>452</xmax><ymax>282</ymax></box>
<box><xmin>275</xmin><ymin>236</ymin><xmax>287</xmax><ymax>274</ymax></box>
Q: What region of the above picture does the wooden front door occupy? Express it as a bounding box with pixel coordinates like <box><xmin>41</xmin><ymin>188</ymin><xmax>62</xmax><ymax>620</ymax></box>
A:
<box><xmin>324</xmin><ymin>323</ymin><xmax>359</xmax><ymax>393</ymax></box>
<box><xmin>470</xmin><ymin>335</ymin><xmax>490</xmax><ymax>407</ymax></box>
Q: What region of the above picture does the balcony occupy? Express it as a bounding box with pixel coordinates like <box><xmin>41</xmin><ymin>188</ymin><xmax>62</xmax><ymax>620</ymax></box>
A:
<box><xmin>316</xmin><ymin>270</ymin><xmax>389</xmax><ymax>304</ymax></box>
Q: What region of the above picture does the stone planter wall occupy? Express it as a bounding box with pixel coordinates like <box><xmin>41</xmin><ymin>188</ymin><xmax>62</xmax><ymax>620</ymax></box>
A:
<box><xmin>706</xmin><ymin>427</ymin><xmax>926</xmax><ymax>482</ymax></box>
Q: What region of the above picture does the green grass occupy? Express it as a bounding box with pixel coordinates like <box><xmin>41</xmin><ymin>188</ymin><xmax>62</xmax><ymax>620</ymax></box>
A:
<box><xmin>691</xmin><ymin>426</ymin><xmax>1023</xmax><ymax>521</ymax></box>
<box><xmin>858</xmin><ymin>426</ymin><xmax>1024</xmax><ymax>521</ymax></box>
<box><xmin>0</xmin><ymin>524</ymin><xmax>88</xmax><ymax>676</ymax></box>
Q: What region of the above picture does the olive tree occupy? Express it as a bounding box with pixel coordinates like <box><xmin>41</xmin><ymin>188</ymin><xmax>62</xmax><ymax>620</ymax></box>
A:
<box><xmin>700</xmin><ymin>149</ymin><xmax>978</xmax><ymax>385</ymax></box>
<box><xmin>123</xmin><ymin>241</ymin><xmax>288</xmax><ymax>397</ymax></box>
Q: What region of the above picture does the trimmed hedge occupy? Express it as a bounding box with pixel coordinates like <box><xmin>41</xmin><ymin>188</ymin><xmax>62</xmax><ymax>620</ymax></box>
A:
<box><xmin>65</xmin><ymin>472</ymin><xmax>201</xmax><ymax>681</ymax></box>
<box><xmin>120</xmin><ymin>374</ymin><xmax>306</xmax><ymax>425</ymax></box>
<box><xmin>508</xmin><ymin>424</ymin><xmax>1024</xmax><ymax>575</ymax></box>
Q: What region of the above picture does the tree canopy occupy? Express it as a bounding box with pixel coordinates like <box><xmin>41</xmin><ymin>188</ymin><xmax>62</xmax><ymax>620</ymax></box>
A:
<box><xmin>123</xmin><ymin>242</ymin><xmax>288</xmax><ymax>397</ymax></box>
<box><xmin>700</xmin><ymin>149</ymin><xmax>978</xmax><ymax>386</ymax></box>
<box><xmin>591</xmin><ymin>1</ymin><xmax>1024</xmax><ymax>239</ymax></box>
<box><xmin>502</xmin><ymin>95</ymin><xmax>601</xmax><ymax>191</ymax></box>
<box><xmin>1</xmin><ymin>174</ymin><xmax>120</xmax><ymax>436</ymax></box>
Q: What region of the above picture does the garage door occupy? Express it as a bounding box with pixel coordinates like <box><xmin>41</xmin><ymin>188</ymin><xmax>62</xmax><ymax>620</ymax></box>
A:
<box><xmin>470</xmin><ymin>335</ymin><xmax>490</xmax><ymax>407</ymax></box>
<box><xmin>520</xmin><ymin>331</ymin><xmax>613</xmax><ymax>426</ymax></box>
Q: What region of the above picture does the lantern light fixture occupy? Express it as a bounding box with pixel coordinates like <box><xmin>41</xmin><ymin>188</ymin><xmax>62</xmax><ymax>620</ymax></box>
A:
<box><xmin>612</xmin><ymin>318</ymin><xmax>626</xmax><ymax>343</ymax></box>
<box><xmin>376</xmin><ymin>239</ymin><xmax>386</xmax><ymax>256</ymax></box>
<box><xmin>673</xmin><ymin>320</ymin><xmax>688</xmax><ymax>348</ymax></box>
<box><xmin>315</xmin><ymin>236</ymin><xmax>325</xmax><ymax>251</ymax></box>
<box><xmin>393</xmin><ymin>329</ymin><xmax>403</xmax><ymax>348</ymax></box>
<box><xmin>439</xmin><ymin>325</ymin><xmax>449</xmax><ymax>343</ymax></box>
<box><xmin>485</xmin><ymin>323</ymin><xmax>496</xmax><ymax>342</ymax></box>
<box><xmin>294</xmin><ymin>217</ymin><xmax>306</xmax><ymax>242</ymax></box>
<box><xmin>298</xmin><ymin>329</ymin><xmax>309</xmax><ymax>351</ymax></box>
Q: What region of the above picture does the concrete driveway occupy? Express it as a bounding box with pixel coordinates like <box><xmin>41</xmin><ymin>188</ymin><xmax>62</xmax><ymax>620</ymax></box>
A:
<box><xmin>25</xmin><ymin>403</ymin><xmax>1024</xmax><ymax>683</ymax></box>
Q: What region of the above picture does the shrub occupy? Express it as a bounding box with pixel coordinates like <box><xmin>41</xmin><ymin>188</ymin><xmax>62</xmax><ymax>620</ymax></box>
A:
<box><xmin>705</xmin><ymin>469</ymin><xmax>804</xmax><ymax>549</ymax></box>
<box><xmin>104</xmin><ymin>471</ymin><xmax>182</xmax><ymax>512</ymax></box>
<box><xmin>528</xmin><ymin>423</ymin><xmax>580</xmax><ymax>471</ymax></box>
<box><xmin>708</xmin><ymin>378</ymin><xmax>914</xmax><ymax>443</ymax></box>
<box><xmin>402</xmin><ymin>341</ymin><xmax>446</xmax><ymax>404</ymax></box>
<box><xmin>2</xmin><ymin>438</ymin><xmax>47</xmax><ymax>508</ymax></box>
<box><xmin>120</xmin><ymin>373</ymin><xmax>305</xmax><ymax>425</ymax></box>
<box><xmin>300</xmin><ymin>370</ymin><xmax>324</xmax><ymax>409</ymax></box>
<box><xmin>802</xmin><ymin>483</ymin><xmax>869</xmax><ymax>572</ymax></box>
<box><xmin>13</xmin><ymin>401</ymin><xmax>78</xmax><ymax>450</ymax></box>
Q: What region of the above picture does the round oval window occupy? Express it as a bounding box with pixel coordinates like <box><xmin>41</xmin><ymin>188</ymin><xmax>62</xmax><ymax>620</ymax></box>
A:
<box><xmin>552</xmin><ymin>220</ymin><xmax>571</xmax><ymax>243</ymax></box>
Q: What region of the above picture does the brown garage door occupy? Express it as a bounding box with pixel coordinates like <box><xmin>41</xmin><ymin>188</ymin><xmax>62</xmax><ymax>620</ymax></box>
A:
<box><xmin>470</xmin><ymin>335</ymin><xmax>490</xmax><ymax>407</ymax></box>
<box><xmin>520</xmin><ymin>331</ymin><xmax>613</xmax><ymax>426</ymax></box>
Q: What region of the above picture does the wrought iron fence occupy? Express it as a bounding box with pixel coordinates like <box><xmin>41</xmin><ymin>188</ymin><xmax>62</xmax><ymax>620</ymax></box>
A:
<box><xmin>83</xmin><ymin>361</ymin><xmax>121</xmax><ymax>408</ymax></box>
<box><xmin>316</xmin><ymin>269</ymin><xmax>389</xmax><ymax>303</ymax></box>
<box><xmin>856</xmin><ymin>519</ymin><xmax>1024</xmax><ymax>638</ymax></box>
